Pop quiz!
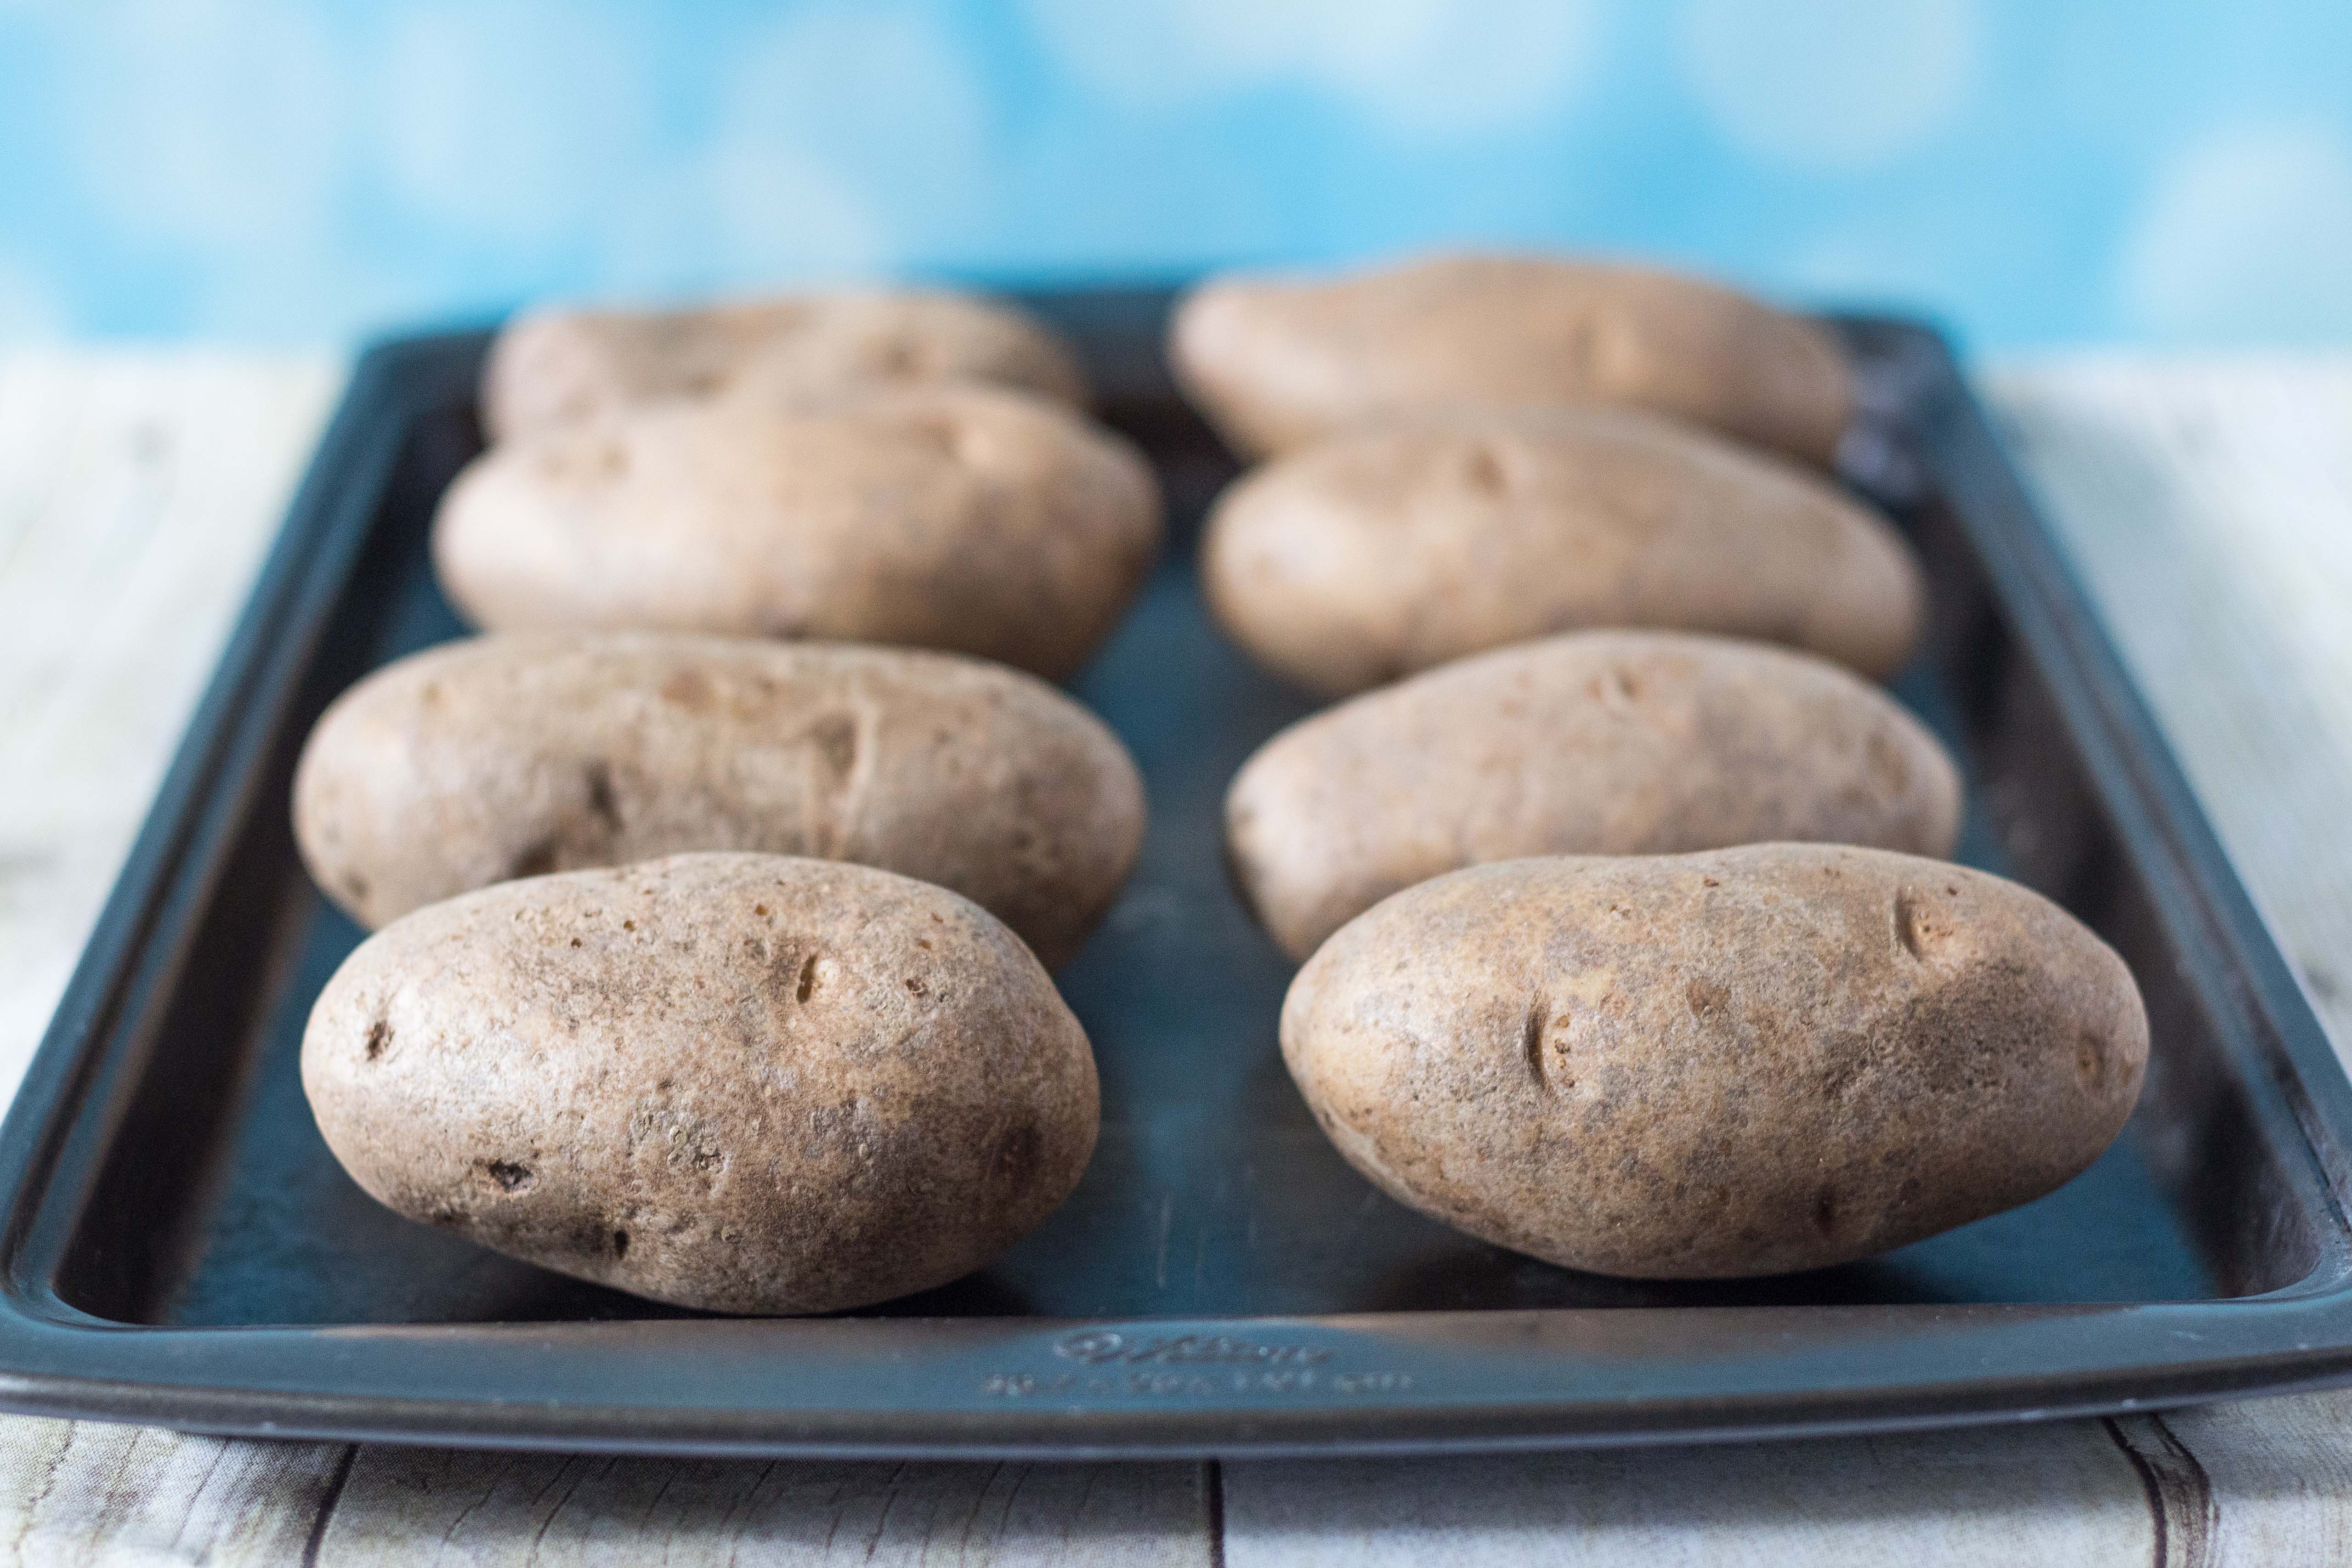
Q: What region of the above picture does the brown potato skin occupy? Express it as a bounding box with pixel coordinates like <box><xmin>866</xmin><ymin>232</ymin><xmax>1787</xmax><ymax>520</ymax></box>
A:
<box><xmin>301</xmin><ymin>853</ymin><xmax>1099</xmax><ymax>1315</ymax></box>
<box><xmin>1282</xmin><ymin>845</ymin><xmax>2148</xmax><ymax>1279</ymax></box>
<box><xmin>1201</xmin><ymin>408</ymin><xmax>1922</xmax><ymax>695</ymax></box>
<box><xmin>1228</xmin><ymin>632</ymin><xmax>1961</xmax><ymax>962</ymax></box>
<box><xmin>432</xmin><ymin>384</ymin><xmax>1162</xmax><ymax>681</ymax></box>
<box><xmin>482</xmin><ymin>290</ymin><xmax>1089</xmax><ymax>442</ymax></box>
<box><xmin>292</xmin><ymin>634</ymin><xmax>1144</xmax><ymax>968</ymax></box>
<box><xmin>1171</xmin><ymin>253</ymin><xmax>1851</xmax><ymax>465</ymax></box>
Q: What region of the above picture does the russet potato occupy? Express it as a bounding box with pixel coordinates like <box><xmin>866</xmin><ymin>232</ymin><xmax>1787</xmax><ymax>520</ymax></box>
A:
<box><xmin>1227</xmin><ymin>631</ymin><xmax>1961</xmax><ymax>961</ymax></box>
<box><xmin>482</xmin><ymin>289</ymin><xmax>1088</xmax><ymax>441</ymax></box>
<box><xmin>433</xmin><ymin>384</ymin><xmax>1161</xmax><ymax>680</ymax></box>
<box><xmin>1201</xmin><ymin>407</ymin><xmax>1922</xmax><ymax>695</ymax></box>
<box><xmin>293</xmin><ymin>633</ymin><xmax>1145</xmax><ymax>968</ymax></box>
<box><xmin>302</xmin><ymin>853</ymin><xmax>1099</xmax><ymax>1314</ymax></box>
<box><xmin>1281</xmin><ymin>844</ymin><xmax>2148</xmax><ymax>1279</ymax></box>
<box><xmin>1171</xmin><ymin>253</ymin><xmax>1850</xmax><ymax>465</ymax></box>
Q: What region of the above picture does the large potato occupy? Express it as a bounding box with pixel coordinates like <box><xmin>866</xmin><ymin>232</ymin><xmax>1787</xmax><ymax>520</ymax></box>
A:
<box><xmin>293</xmin><ymin>634</ymin><xmax>1144</xmax><ymax>968</ymax></box>
<box><xmin>1202</xmin><ymin>408</ymin><xmax>1922</xmax><ymax>695</ymax></box>
<box><xmin>1171</xmin><ymin>253</ymin><xmax>1850</xmax><ymax>465</ymax></box>
<box><xmin>1283</xmin><ymin>845</ymin><xmax>2147</xmax><ymax>1278</ymax></box>
<box><xmin>482</xmin><ymin>289</ymin><xmax>1088</xmax><ymax>442</ymax></box>
<box><xmin>301</xmin><ymin>853</ymin><xmax>1099</xmax><ymax>1314</ymax></box>
<box><xmin>432</xmin><ymin>385</ymin><xmax>1162</xmax><ymax>680</ymax></box>
<box><xmin>1228</xmin><ymin>632</ymin><xmax>1960</xmax><ymax>961</ymax></box>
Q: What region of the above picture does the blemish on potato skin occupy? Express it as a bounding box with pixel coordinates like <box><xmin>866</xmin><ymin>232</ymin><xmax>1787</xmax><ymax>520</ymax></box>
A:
<box><xmin>1523</xmin><ymin>1000</ymin><xmax>1584</xmax><ymax>1095</ymax></box>
<box><xmin>582</xmin><ymin>761</ymin><xmax>621</xmax><ymax>832</ymax></box>
<box><xmin>659</xmin><ymin>667</ymin><xmax>714</xmax><ymax>710</ymax></box>
<box><xmin>2076</xmin><ymin>1031</ymin><xmax>2108</xmax><ymax>1092</ymax></box>
<box><xmin>992</xmin><ymin>1120</ymin><xmax>1043</xmax><ymax>1189</ymax></box>
<box><xmin>1893</xmin><ymin>885</ymin><xmax>1959</xmax><ymax>962</ymax></box>
<box><xmin>1866</xmin><ymin>730</ymin><xmax>1911</xmax><ymax>797</ymax></box>
<box><xmin>1893</xmin><ymin>889</ymin><xmax>1929</xmax><ymax>960</ymax></box>
<box><xmin>808</xmin><ymin>713</ymin><xmax>860</xmax><ymax>783</ymax></box>
<box><xmin>1460</xmin><ymin>443</ymin><xmax>1508</xmax><ymax>496</ymax></box>
<box><xmin>1684</xmin><ymin>979</ymin><xmax>1729</xmax><ymax>1020</ymax></box>
<box><xmin>895</xmin><ymin>410</ymin><xmax>965</xmax><ymax>457</ymax></box>
<box><xmin>479</xmin><ymin>1159</ymin><xmax>536</xmax><ymax>1194</ymax></box>
<box><xmin>1587</xmin><ymin>666</ymin><xmax>1642</xmax><ymax>710</ymax></box>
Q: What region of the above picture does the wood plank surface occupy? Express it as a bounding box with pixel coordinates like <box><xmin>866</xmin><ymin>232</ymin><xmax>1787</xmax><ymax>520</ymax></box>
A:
<box><xmin>1988</xmin><ymin>358</ymin><xmax>2352</xmax><ymax>1058</ymax></box>
<box><xmin>2157</xmin><ymin>1387</ymin><xmax>2352</xmax><ymax>1563</ymax></box>
<box><xmin>3</xmin><ymin>351</ymin><xmax>2352</xmax><ymax>1562</ymax></box>
<box><xmin>0</xmin><ymin>1416</ymin><xmax>351</xmax><ymax>1567</ymax></box>
<box><xmin>0</xmin><ymin>349</ymin><xmax>341</xmax><ymax>1095</ymax></box>
<box><xmin>314</xmin><ymin>1450</ymin><xmax>1212</xmax><ymax>1566</ymax></box>
<box><xmin>1223</xmin><ymin>1421</ymin><xmax>2158</xmax><ymax>1566</ymax></box>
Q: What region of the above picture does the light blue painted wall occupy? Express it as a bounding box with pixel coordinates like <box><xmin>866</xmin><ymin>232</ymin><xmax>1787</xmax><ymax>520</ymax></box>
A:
<box><xmin>3</xmin><ymin>0</ymin><xmax>2348</xmax><ymax>350</ymax></box>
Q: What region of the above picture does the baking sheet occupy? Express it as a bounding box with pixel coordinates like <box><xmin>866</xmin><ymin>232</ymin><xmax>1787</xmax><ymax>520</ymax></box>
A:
<box><xmin>3</xmin><ymin>293</ymin><xmax>2349</xmax><ymax>1455</ymax></box>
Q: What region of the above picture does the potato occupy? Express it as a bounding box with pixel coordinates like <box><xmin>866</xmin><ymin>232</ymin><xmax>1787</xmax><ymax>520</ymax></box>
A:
<box><xmin>1201</xmin><ymin>408</ymin><xmax>1922</xmax><ymax>695</ymax></box>
<box><xmin>432</xmin><ymin>384</ymin><xmax>1162</xmax><ymax>680</ymax></box>
<box><xmin>293</xmin><ymin>633</ymin><xmax>1143</xmax><ymax>968</ymax></box>
<box><xmin>1171</xmin><ymin>253</ymin><xmax>1850</xmax><ymax>465</ymax></box>
<box><xmin>1228</xmin><ymin>632</ymin><xmax>1960</xmax><ymax>961</ymax></box>
<box><xmin>482</xmin><ymin>289</ymin><xmax>1088</xmax><ymax>442</ymax></box>
<box><xmin>1283</xmin><ymin>844</ymin><xmax>2147</xmax><ymax>1278</ymax></box>
<box><xmin>301</xmin><ymin>853</ymin><xmax>1099</xmax><ymax>1314</ymax></box>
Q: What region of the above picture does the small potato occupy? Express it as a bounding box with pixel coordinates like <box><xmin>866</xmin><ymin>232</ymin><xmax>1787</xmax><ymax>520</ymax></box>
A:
<box><xmin>482</xmin><ymin>289</ymin><xmax>1088</xmax><ymax>442</ymax></box>
<box><xmin>1202</xmin><ymin>408</ymin><xmax>1922</xmax><ymax>695</ymax></box>
<box><xmin>1283</xmin><ymin>844</ymin><xmax>2147</xmax><ymax>1278</ymax></box>
<box><xmin>302</xmin><ymin>853</ymin><xmax>1099</xmax><ymax>1315</ymax></box>
<box><xmin>1171</xmin><ymin>253</ymin><xmax>1850</xmax><ymax>465</ymax></box>
<box><xmin>1228</xmin><ymin>632</ymin><xmax>1960</xmax><ymax>961</ymax></box>
<box><xmin>432</xmin><ymin>385</ymin><xmax>1162</xmax><ymax>681</ymax></box>
<box><xmin>293</xmin><ymin>634</ymin><xmax>1144</xmax><ymax>968</ymax></box>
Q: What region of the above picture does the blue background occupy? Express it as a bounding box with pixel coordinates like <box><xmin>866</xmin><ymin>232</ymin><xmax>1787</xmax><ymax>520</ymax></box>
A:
<box><xmin>3</xmin><ymin>0</ymin><xmax>2348</xmax><ymax>350</ymax></box>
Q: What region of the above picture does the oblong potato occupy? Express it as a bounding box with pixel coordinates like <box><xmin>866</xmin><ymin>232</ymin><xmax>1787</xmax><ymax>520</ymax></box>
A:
<box><xmin>1283</xmin><ymin>844</ymin><xmax>2147</xmax><ymax>1278</ymax></box>
<box><xmin>1228</xmin><ymin>632</ymin><xmax>1961</xmax><ymax>961</ymax></box>
<box><xmin>482</xmin><ymin>289</ymin><xmax>1088</xmax><ymax>442</ymax></box>
<box><xmin>1171</xmin><ymin>253</ymin><xmax>1850</xmax><ymax>464</ymax></box>
<box><xmin>302</xmin><ymin>853</ymin><xmax>1099</xmax><ymax>1314</ymax></box>
<box><xmin>292</xmin><ymin>634</ymin><xmax>1144</xmax><ymax>968</ymax></box>
<box><xmin>432</xmin><ymin>385</ymin><xmax>1163</xmax><ymax>680</ymax></box>
<box><xmin>1202</xmin><ymin>408</ymin><xmax>1922</xmax><ymax>694</ymax></box>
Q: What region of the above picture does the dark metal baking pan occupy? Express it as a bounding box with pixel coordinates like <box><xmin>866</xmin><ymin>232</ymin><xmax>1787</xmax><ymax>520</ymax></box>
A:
<box><xmin>5</xmin><ymin>288</ymin><xmax>2352</xmax><ymax>1457</ymax></box>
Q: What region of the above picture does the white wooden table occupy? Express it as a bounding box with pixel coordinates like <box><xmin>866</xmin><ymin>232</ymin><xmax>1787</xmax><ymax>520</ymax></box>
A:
<box><xmin>4</xmin><ymin>351</ymin><xmax>2352</xmax><ymax>1563</ymax></box>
